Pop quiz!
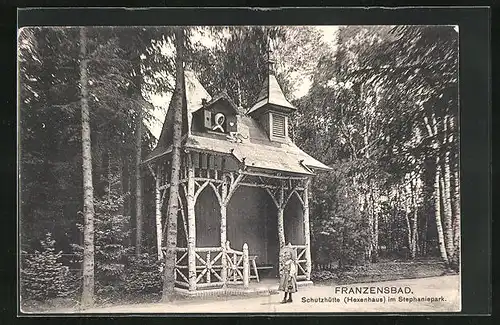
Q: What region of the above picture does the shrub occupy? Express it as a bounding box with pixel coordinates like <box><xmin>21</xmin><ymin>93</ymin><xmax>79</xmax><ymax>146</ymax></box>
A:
<box><xmin>21</xmin><ymin>233</ymin><xmax>72</xmax><ymax>301</ymax></box>
<box><xmin>123</xmin><ymin>253</ymin><xmax>163</xmax><ymax>296</ymax></box>
<box><xmin>311</xmin><ymin>269</ymin><xmax>339</xmax><ymax>282</ymax></box>
<box><xmin>71</xmin><ymin>193</ymin><xmax>132</xmax><ymax>301</ymax></box>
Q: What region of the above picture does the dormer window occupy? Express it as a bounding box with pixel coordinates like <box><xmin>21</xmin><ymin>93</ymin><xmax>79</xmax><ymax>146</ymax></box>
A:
<box><xmin>263</xmin><ymin>112</ymin><xmax>288</xmax><ymax>142</ymax></box>
<box><xmin>193</xmin><ymin>94</ymin><xmax>239</xmax><ymax>135</ymax></box>
<box><xmin>247</xmin><ymin>69</ymin><xmax>295</xmax><ymax>143</ymax></box>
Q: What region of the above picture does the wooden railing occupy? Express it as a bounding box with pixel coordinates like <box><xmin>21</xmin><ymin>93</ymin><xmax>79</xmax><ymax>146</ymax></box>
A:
<box><xmin>171</xmin><ymin>242</ymin><xmax>252</xmax><ymax>290</ymax></box>
<box><xmin>226</xmin><ymin>244</ymin><xmax>245</xmax><ymax>285</ymax></box>
<box><xmin>194</xmin><ymin>247</ymin><xmax>225</xmax><ymax>288</ymax></box>
<box><xmin>290</xmin><ymin>244</ymin><xmax>308</xmax><ymax>281</ymax></box>
<box><xmin>174</xmin><ymin>247</ymin><xmax>189</xmax><ymax>288</ymax></box>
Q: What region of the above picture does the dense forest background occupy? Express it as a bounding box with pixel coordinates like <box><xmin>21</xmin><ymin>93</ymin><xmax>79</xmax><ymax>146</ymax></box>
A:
<box><xmin>18</xmin><ymin>25</ymin><xmax>459</xmax><ymax>306</ymax></box>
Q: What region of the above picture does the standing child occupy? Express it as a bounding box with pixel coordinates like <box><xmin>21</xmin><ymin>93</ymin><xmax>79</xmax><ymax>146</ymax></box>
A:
<box><xmin>278</xmin><ymin>246</ymin><xmax>297</xmax><ymax>303</ymax></box>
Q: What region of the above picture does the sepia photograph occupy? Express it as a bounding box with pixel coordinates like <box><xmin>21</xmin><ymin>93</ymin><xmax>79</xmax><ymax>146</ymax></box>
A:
<box><xmin>18</xmin><ymin>21</ymin><xmax>461</xmax><ymax>314</ymax></box>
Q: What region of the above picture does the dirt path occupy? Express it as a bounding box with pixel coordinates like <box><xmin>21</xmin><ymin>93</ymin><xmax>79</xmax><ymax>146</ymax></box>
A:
<box><xmin>71</xmin><ymin>275</ymin><xmax>461</xmax><ymax>314</ymax></box>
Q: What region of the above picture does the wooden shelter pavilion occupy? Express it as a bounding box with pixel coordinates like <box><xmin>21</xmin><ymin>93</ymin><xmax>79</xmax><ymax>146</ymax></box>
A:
<box><xmin>143</xmin><ymin>64</ymin><xmax>331</xmax><ymax>295</ymax></box>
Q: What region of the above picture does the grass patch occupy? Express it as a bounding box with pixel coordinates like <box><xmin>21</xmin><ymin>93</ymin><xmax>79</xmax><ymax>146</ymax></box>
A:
<box><xmin>312</xmin><ymin>258</ymin><xmax>457</xmax><ymax>285</ymax></box>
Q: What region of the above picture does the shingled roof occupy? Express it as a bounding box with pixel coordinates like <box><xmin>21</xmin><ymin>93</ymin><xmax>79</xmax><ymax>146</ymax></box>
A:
<box><xmin>144</xmin><ymin>70</ymin><xmax>210</xmax><ymax>163</ymax></box>
<box><xmin>185</xmin><ymin>115</ymin><xmax>331</xmax><ymax>175</ymax></box>
<box><xmin>247</xmin><ymin>74</ymin><xmax>296</xmax><ymax>116</ymax></box>
<box><xmin>144</xmin><ymin>71</ymin><xmax>331</xmax><ymax>175</ymax></box>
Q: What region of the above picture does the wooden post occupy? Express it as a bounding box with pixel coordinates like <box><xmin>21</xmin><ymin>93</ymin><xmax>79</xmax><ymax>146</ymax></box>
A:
<box><xmin>277</xmin><ymin>181</ymin><xmax>286</xmax><ymax>280</ymax></box>
<box><xmin>187</xmin><ymin>153</ymin><xmax>197</xmax><ymax>291</ymax></box>
<box><xmin>155</xmin><ymin>165</ymin><xmax>162</xmax><ymax>261</ymax></box>
<box><xmin>206</xmin><ymin>251</ymin><xmax>211</xmax><ymax>284</ymax></box>
<box><xmin>303</xmin><ymin>177</ymin><xmax>312</xmax><ymax>281</ymax></box>
<box><xmin>243</xmin><ymin>243</ymin><xmax>249</xmax><ymax>288</ymax></box>
<box><xmin>278</xmin><ymin>180</ymin><xmax>286</xmax><ymax>248</ymax></box>
<box><xmin>220</xmin><ymin>174</ymin><xmax>228</xmax><ymax>286</ymax></box>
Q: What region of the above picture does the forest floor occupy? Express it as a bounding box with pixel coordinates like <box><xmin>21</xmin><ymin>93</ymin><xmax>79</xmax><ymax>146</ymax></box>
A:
<box><xmin>312</xmin><ymin>257</ymin><xmax>452</xmax><ymax>285</ymax></box>
<box><xmin>22</xmin><ymin>274</ymin><xmax>461</xmax><ymax>314</ymax></box>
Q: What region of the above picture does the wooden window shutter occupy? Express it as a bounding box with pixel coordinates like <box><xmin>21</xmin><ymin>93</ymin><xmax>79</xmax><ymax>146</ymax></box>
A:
<box><xmin>226</xmin><ymin>115</ymin><xmax>237</xmax><ymax>132</ymax></box>
<box><xmin>204</xmin><ymin>110</ymin><xmax>212</xmax><ymax>129</ymax></box>
<box><xmin>200</xmin><ymin>153</ymin><xmax>208</xmax><ymax>169</ymax></box>
<box><xmin>193</xmin><ymin>152</ymin><xmax>200</xmax><ymax>168</ymax></box>
<box><xmin>272</xmin><ymin>114</ymin><xmax>286</xmax><ymax>138</ymax></box>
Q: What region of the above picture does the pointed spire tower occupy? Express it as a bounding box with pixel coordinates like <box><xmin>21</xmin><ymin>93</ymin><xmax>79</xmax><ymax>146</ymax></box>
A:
<box><xmin>247</xmin><ymin>41</ymin><xmax>296</xmax><ymax>142</ymax></box>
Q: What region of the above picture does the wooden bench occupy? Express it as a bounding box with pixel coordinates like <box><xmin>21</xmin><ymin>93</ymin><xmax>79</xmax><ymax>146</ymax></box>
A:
<box><xmin>249</xmin><ymin>256</ymin><xmax>274</xmax><ymax>282</ymax></box>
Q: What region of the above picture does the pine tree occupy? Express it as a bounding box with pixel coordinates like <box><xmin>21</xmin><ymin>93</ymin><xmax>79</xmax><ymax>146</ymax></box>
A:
<box><xmin>21</xmin><ymin>233</ymin><xmax>71</xmax><ymax>301</ymax></box>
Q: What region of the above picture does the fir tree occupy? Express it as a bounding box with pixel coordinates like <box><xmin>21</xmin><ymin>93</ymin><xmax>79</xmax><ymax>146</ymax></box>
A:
<box><xmin>21</xmin><ymin>233</ymin><xmax>71</xmax><ymax>301</ymax></box>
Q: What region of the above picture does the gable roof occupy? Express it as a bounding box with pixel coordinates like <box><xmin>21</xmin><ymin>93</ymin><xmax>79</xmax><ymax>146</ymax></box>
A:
<box><xmin>144</xmin><ymin>71</ymin><xmax>332</xmax><ymax>175</ymax></box>
<box><xmin>247</xmin><ymin>74</ymin><xmax>297</xmax><ymax>116</ymax></box>
<box><xmin>185</xmin><ymin>115</ymin><xmax>331</xmax><ymax>174</ymax></box>
<box><xmin>144</xmin><ymin>70</ymin><xmax>210</xmax><ymax>162</ymax></box>
<box><xmin>200</xmin><ymin>90</ymin><xmax>240</xmax><ymax>114</ymax></box>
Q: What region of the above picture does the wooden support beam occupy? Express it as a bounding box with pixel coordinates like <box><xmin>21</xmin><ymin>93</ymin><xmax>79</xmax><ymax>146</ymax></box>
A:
<box><xmin>243</xmin><ymin>243</ymin><xmax>249</xmax><ymax>288</ymax></box>
<box><xmin>178</xmin><ymin>194</ymin><xmax>188</xmax><ymax>240</ymax></box>
<box><xmin>294</xmin><ymin>189</ymin><xmax>304</xmax><ymax>207</ymax></box>
<box><xmin>242</xmin><ymin>170</ymin><xmax>309</xmax><ymax>181</ymax></box>
<box><xmin>265</xmin><ymin>187</ymin><xmax>279</xmax><ymax>209</ymax></box>
<box><xmin>284</xmin><ymin>183</ymin><xmax>302</xmax><ymax>207</ymax></box>
<box><xmin>220</xmin><ymin>175</ymin><xmax>228</xmax><ymax>286</ymax></box>
<box><xmin>208</xmin><ymin>181</ymin><xmax>223</xmax><ymax>207</ymax></box>
<box><xmin>194</xmin><ymin>180</ymin><xmax>210</xmax><ymax>203</ymax></box>
<box><xmin>278</xmin><ymin>180</ymin><xmax>286</xmax><ymax>248</ymax></box>
<box><xmin>224</xmin><ymin>172</ymin><xmax>244</xmax><ymax>206</ymax></box>
<box><xmin>303</xmin><ymin>177</ymin><xmax>312</xmax><ymax>280</ymax></box>
<box><xmin>147</xmin><ymin>163</ymin><xmax>156</xmax><ymax>179</ymax></box>
<box><xmin>194</xmin><ymin>177</ymin><xmax>303</xmax><ymax>191</ymax></box>
<box><xmin>159</xmin><ymin>184</ymin><xmax>170</xmax><ymax>191</ymax></box>
<box><xmin>186</xmin><ymin>153</ymin><xmax>197</xmax><ymax>291</ymax></box>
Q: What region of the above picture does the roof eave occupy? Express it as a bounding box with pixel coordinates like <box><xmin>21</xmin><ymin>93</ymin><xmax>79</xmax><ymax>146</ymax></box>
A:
<box><xmin>141</xmin><ymin>146</ymin><xmax>173</xmax><ymax>165</ymax></box>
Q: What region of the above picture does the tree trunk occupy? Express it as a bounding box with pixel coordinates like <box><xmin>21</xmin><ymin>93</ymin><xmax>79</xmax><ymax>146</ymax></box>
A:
<box><xmin>449</xmin><ymin>115</ymin><xmax>460</xmax><ymax>270</ymax></box>
<box><xmin>434</xmin><ymin>162</ymin><xmax>449</xmax><ymax>265</ymax></box>
<box><xmin>122</xmin><ymin>149</ymin><xmax>132</xmax><ymax>247</ymax></box>
<box><xmin>155</xmin><ymin>165</ymin><xmax>162</xmax><ymax>260</ymax></box>
<box><xmin>410</xmin><ymin>178</ymin><xmax>418</xmax><ymax>259</ymax></box>
<box><xmin>162</xmin><ymin>27</ymin><xmax>185</xmax><ymax>301</ymax></box>
<box><xmin>440</xmin><ymin>116</ymin><xmax>454</xmax><ymax>262</ymax></box>
<box><xmin>79</xmin><ymin>26</ymin><xmax>95</xmax><ymax>308</ymax></box>
<box><xmin>451</xmin><ymin>164</ymin><xmax>461</xmax><ymax>270</ymax></box>
<box><xmin>403</xmin><ymin>185</ymin><xmax>412</xmax><ymax>258</ymax></box>
<box><xmin>440</xmin><ymin>163</ymin><xmax>454</xmax><ymax>262</ymax></box>
<box><xmin>135</xmin><ymin>95</ymin><xmax>143</xmax><ymax>257</ymax></box>
<box><xmin>369</xmin><ymin>182</ymin><xmax>379</xmax><ymax>262</ymax></box>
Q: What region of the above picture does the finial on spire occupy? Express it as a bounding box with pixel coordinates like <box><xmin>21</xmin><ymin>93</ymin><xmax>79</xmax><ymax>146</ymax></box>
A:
<box><xmin>266</xmin><ymin>38</ymin><xmax>276</xmax><ymax>75</ymax></box>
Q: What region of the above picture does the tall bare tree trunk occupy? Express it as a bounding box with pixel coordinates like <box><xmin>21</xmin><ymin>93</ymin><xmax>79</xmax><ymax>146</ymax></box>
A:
<box><xmin>79</xmin><ymin>26</ymin><xmax>95</xmax><ymax>308</ymax></box>
<box><xmin>162</xmin><ymin>27</ymin><xmax>185</xmax><ymax>301</ymax></box>
<box><xmin>440</xmin><ymin>163</ymin><xmax>454</xmax><ymax>261</ymax></box>
<box><xmin>449</xmin><ymin>115</ymin><xmax>460</xmax><ymax>270</ymax></box>
<box><xmin>434</xmin><ymin>162</ymin><xmax>449</xmax><ymax>265</ymax></box>
<box><xmin>122</xmin><ymin>150</ymin><xmax>132</xmax><ymax>247</ymax></box>
<box><xmin>403</xmin><ymin>186</ymin><xmax>412</xmax><ymax>258</ymax></box>
<box><xmin>410</xmin><ymin>178</ymin><xmax>418</xmax><ymax>259</ymax></box>
<box><xmin>440</xmin><ymin>116</ymin><xmax>454</xmax><ymax>262</ymax></box>
<box><xmin>451</xmin><ymin>166</ymin><xmax>461</xmax><ymax>270</ymax></box>
<box><xmin>135</xmin><ymin>102</ymin><xmax>143</xmax><ymax>256</ymax></box>
<box><xmin>369</xmin><ymin>182</ymin><xmax>379</xmax><ymax>262</ymax></box>
<box><xmin>155</xmin><ymin>165</ymin><xmax>162</xmax><ymax>261</ymax></box>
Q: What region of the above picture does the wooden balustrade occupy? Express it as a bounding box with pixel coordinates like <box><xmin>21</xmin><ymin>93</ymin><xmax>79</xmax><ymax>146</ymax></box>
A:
<box><xmin>194</xmin><ymin>247</ymin><xmax>225</xmax><ymax>287</ymax></box>
<box><xmin>174</xmin><ymin>247</ymin><xmax>189</xmax><ymax>288</ymax></box>
<box><xmin>289</xmin><ymin>244</ymin><xmax>309</xmax><ymax>280</ymax></box>
<box><xmin>172</xmin><ymin>243</ymin><xmax>260</xmax><ymax>290</ymax></box>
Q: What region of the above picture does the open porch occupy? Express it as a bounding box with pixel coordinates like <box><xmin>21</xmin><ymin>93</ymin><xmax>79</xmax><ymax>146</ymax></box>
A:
<box><xmin>152</xmin><ymin>150</ymin><xmax>314</xmax><ymax>294</ymax></box>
